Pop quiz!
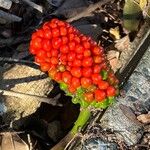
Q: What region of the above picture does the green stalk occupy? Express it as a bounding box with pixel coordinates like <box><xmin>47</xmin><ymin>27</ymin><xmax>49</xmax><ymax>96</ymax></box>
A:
<box><xmin>51</xmin><ymin>107</ymin><xmax>91</xmax><ymax>150</ymax></box>
<box><xmin>71</xmin><ymin>108</ymin><xmax>91</xmax><ymax>135</ymax></box>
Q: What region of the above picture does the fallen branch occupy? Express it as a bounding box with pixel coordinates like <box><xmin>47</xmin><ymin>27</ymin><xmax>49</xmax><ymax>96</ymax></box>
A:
<box><xmin>0</xmin><ymin>10</ymin><xmax>22</xmax><ymax>22</ymax></box>
<box><xmin>67</xmin><ymin>0</ymin><xmax>111</xmax><ymax>22</ymax></box>
<box><xmin>22</xmin><ymin>0</ymin><xmax>43</xmax><ymax>13</ymax></box>
<box><xmin>0</xmin><ymin>89</ymin><xmax>62</xmax><ymax>106</ymax></box>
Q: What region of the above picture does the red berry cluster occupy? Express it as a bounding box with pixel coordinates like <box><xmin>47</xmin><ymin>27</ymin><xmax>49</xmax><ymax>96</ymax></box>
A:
<box><xmin>29</xmin><ymin>19</ymin><xmax>118</xmax><ymax>104</ymax></box>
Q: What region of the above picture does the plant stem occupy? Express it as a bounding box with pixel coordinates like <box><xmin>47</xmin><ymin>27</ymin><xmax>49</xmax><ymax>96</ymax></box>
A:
<box><xmin>51</xmin><ymin>108</ymin><xmax>91</xmax><ymax>150</ymax></box>
<box><xmin>71</xmin><ymin>108</ymin><xmax>91</xmax><ymax>135</ymax></box>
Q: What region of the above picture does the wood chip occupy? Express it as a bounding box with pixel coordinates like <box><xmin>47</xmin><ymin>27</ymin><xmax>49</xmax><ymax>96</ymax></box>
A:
<box><xmin>137</xmin><ymin>113</ymin><xmax>150</xmax><ymax>124</ymax></box>
<box><xmin>107</xmin><ymin>50</ymin><xmax>121</xmax><ymax>72</ymax></box>
<box><xmin>115</xmin><ymin>35</ymin><xmax>130</xmax><ymax>52</ymax></box>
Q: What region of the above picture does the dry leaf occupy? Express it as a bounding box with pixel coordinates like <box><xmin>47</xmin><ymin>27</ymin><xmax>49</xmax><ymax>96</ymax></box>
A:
<box><xmin>107</xmin><ymin>50</ymin><xmax>120</xmax><ymax>60</ymax></box>
<box><xmin>139</xmin><ymin>0</ymin><xmax>148</xmax><ymax>9</ymax></box>
<box><xmin>107</xmin><ymin>50</ymin><xmax>121</xmax><ymax>72</ymax></box>
<box><xmin>0</xmin><ymin>132</ymin><xmax>29</xmax><ymax>150</ymax></box>
<box><xmin>115</xmin><ymin>36</ymin><xmax>130</xmax><ymax>52</ymax></box>
<box><xmin>109</xmin><ymin>26</ymin><xmax>120</xmax><ymax>40</ymax></box>
<box><xmin>137</xmin><ymin>113</ymin><xmax>150</xmax><ymax>124</ymax></box>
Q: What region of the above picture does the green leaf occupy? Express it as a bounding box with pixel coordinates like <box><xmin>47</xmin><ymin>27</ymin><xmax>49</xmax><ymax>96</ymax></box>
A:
<box><xmin>123</xmin><ymin>0</ymin><xmax>142</xmax><ymax>31</ymax></box>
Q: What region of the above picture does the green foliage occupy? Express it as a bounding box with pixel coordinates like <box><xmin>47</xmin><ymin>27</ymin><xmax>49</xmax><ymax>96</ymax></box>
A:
<box><xmin>123</xmin><ymin>0</ymin><xmax>142</xmax><ymax>31</ymax></box>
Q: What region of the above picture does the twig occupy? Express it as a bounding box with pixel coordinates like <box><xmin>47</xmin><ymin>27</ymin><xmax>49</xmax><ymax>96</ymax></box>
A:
<box><xmin>0</xmin><ymin>10</ymin><xmax>22</xmax><ymax>22</ymax></box>
<box><xmin>0</xmin><ymin>89</ymin><xmax>62</xmax><ymax>106</ymax></box>
<box><xmin>22</xmin><ymin>0</ymin><xmax>43</xmax><ymax>13</ymax></box>
<box><xmin>0</xmin><ymin>57</ymin><xmax>39</xmax><ymax>66</ymax></box>
<box><xmin>67</xmin><ymin>0</ymin><xmax>111</xmax><ymax>22</ymax></box>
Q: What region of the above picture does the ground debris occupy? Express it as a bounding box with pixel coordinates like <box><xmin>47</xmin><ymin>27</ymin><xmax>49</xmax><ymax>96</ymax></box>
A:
<box><xmin>137</xmin><ymin>113</ymin><xmax>150</xmax><ymax>124</ymax></box>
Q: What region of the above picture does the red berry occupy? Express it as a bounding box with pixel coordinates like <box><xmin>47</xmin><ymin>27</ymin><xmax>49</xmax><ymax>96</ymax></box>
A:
<box><xmin>71</xmin><ymin>67</ymin><xmax>82</xmax><ymax>78</ymax></box>
<box><xmin>95</xmin><ymin>90</ymin><xmax>106</xmax><ymax>101</ymax></box>
<box><xmin>43</xmin><ymin>29</ymin><xmax>52</xmax><ymax>39</ymax></box>
<box><xmin>84</xmin><ymin>92</ymin><xmax>94</xmax><ymax>102</ymax></box>
<box><xmin>67</xmin><ymin>52</ymin><xmax>76</xmax><ymax>61</ymax></box>
<box><xmin>82</xmin><ymin>57</ymin><xmax>93</xmax><ymax>67</ymax></box>
<box><xmin>83</xmin><ymin>50</ymin><xmax>91</xmax><ymax>57</ymax></box>
<box><xmin>91</xmin><ymin>74</ymin><xmax>102</xmax><ymax>84</ymax></box>
<box><xmin>68</xmin><ymin>27</ymin><xmax>74</xmax><ymax>33</ymax></box>
<box><xmin>47</xmin><ymin>51</ymin><xmax>51</xmax><ymax>57</ymax></box>
<box><xmin>75</xmin><ymin>45</ymin><xmax>84</xmax><ymax>53</ymax></box>
<box><xmin>81</xmin><ymin>77</ymin><xmax>92</xmax><ymax>88</ymax></box>
<box><xmin>40</xmin><ymin>62</ymin><xmax>51</xmax><ymax>72</ymax></box>
<box><xmin>48</xmin><ymin>68</ymin><xmax>57</xmax><ymax>78</ymax></box>
<box><xmin>52</xmin><ymin>28</ymin><xmax>60</xmax><ymax>37</ymax></box>
<box><xmin>93</xmin><ymin>56</ymin><xmax>103</xmax><ymax>64</ymax></box>
<box><xmin>60</xmin><ymin>27</ymin><xmax>67</xmax><ymax>36</ymax></box>
<box><xmin>35</xmin><ymin>56</ymin><xmax>44</xmax><ymax>63</ymax></box>
<box><xmin>45</xmin><ymin>57</ymin><xmax>51</xmax><ymax>63</ymax></box>
<box><xmin>51</xmin><ymin>57</ymin><xmax>58</xmax><ymax>65</ymax></box>
<box><xmin>42</xmin><ymin>39</ymin><xmax>52</xmax><ymax>51</ymax></box>
<box><xmin>68</xmin><ymin>86</ymin><xmax>76</xmax><ymax>93</ymax></box>
<box><xmin>51</xmin><ymin>49</ymin><xmax>59</xmax><ymax>57</ymax></box>
<box><xmin>29</xmin><ymin>45</ymin><xmax>36</xmax><ymax>54</ymax></box>
<box><xmin>57</xmin><ymin>20</ymin><xmax>66</xmax><ymax>26</ymax></box>
<box><xmin>92</xmin><ymin>46</ymin><xmax>102</xmax><ymax>55</ymax></box>
<box><xmin>82</xmin><ymin>41</ymin><xmax>90</xmax><ymax>49</ymax></box>
<box><xmin>74</xmin><ymin>36</ymin><xmax>80</xmax><ymax>43</ymax></box>
<box><xmin>60</xmin><ymin>54</ymin><xmax>67</xmax><ymax>63</ymax></box>
<box><xmin>93</xmin><ymin>65</ymin><xmax>101</xmax><ymax>73</ymax></box>
<box><xmin>31</xmin><ymin>32</ymin><xmax>37</xmax><ymax>40</ymax></box>
<box><xmin>72</xmin><ymin>77</ymin><xmax>80</xmax><ymax>88</ymax></box>
<box><xmin>42</xmin><ymin>22</ymin><xmax>50</xmax><ymax>30</ymax></box>
<box><xmin>68</xmin><ymin>41</ymin><xmax>76</xmax><ymax>51</ymax></box>
<box><xmin>36</xmin><ymin>29</ymin><xmax>44</xmax><ymax>38</ymax></box>
<box><xmin>73</xmin><ymin>59</ymin><xmax>82</xmax><ymax>67</ymax></box>
<box><xmin>81</xmin><ymin>35</ymin><xmax>88</xmax><ymax>41</ymax></box>
<box><xmin>76</xmin><ymin>54</ymin><xmax>83</xmax><ymax>60</ymax></box>
<box><xmin>106</xmin><ymin>86</ymin><xmax>116</xmax><ymax>96</ymax></box>
<box><xmin>54</xmin><ymin>72</ymin><xmax>62</xmax><ymax>82</ymax></box>
<box><xmin>51</xmin><ymin>18</ymin><xmax>59</xmax><ymax>24</ymax></box>
<box><xmin>62</xmin><ymin>71</ymin><xmax>72</xmax><ymax>84</ymax></box>
<box><xmin>60</xmin><ymin>45</ymin><xmax>69</xmax><ymax>53</ymax></box>
<box><xmin>66</xmin><ymin>66</ymin><xmax>71</xmax><ymax>71</ymax></box>
<box><xmin>31</xmin><ymin>37</ymin><xmax>42</xmax><ymax>50</ymax></box>
<box><xmin>98</xmin><ymin>80</ymin><xmax>109</xmax><ymax>90</ymax></box>
<box><xmin>52</xmin><ymin>37</ymin><xmax>62</xmax><ymax>49</ymax></box>
<box><xmin>49</xmin><ymin>22</ymin><xmax>57</xmax><ymax>28</ymax></box>
<box><xmin>82</xmin><ymin>67</ymin><xmax>92</xmax><ymax>77</ymax></box>
<box><xmin>62</xmin><ymin>36</ymin><xmax>68</xmax><ymax>45</ymax></box>
<box><xmin>68</xmin><ymin>34</ymin><xmax>75</xmax><ymax>41</ymax></box>
<box><xmin>37</xmin><ymin>50</ymin><xmax>47</xmax><ymax>58</ymax></box>
<box><xmin>68</xmin><ymin>61</ymin><xmax>73</xmax><ymax>67</ymax></box>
